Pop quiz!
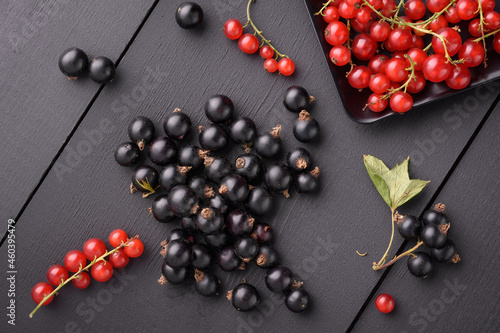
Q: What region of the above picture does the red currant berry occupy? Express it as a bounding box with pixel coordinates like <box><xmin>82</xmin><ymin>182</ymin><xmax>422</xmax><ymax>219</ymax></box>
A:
<box><xmin>459</xmin><ymin>39</ymin><xmax>485</xmax><ymax>67</ymax></box>
<box><xmin>468</xmin><ymin>19</ymin><xmax>482</xmax><ymax>37</ymax></box>
<box><xmin>407</xmin><ymin>48</ymin><xmax>428</xmax><ymax>70</ymax></box>
<box><xmin>325</xmin><ymin>21</ymin><xmax>349</xmax><ymax>46</ymax></box>
<box><xmin>432</xmin><ymin>27</ymin><xmax>462</xmax><ymax>57</ymax></box>
<box><xmin>31</xmin><ymin>282</ymin><xmax>54</xmax><ymax>305</ymax></box>
<box><xmin>238</xmin><ymin>33</ymin><xmax>259</xmax><ymax>54</ymax></box>
<box><xmin>367</xmin><ymin>0</ymin><xmax>383</xmax><ymax>10</ymax></box>
<box><xmin>368</xmin><ymin>54</ymin><xmax>389</xmax><ymax>74</ymax></box>
<box><xmin>83</xmin><ymin>238</ymin><xmax>107</xmax><ymax>261</ymax></box>
<box><xmin>446</xmin><ymin>64</ymin><xmax>471</xmax><ymax>90</ymax></box>
<box><xmin>414</xmin><ymin>20</ymin><xmax>428</xmax><ymax>36</ymax></box>
<box><xmin>278</xmin><ymin>58</ymin><xmax>295</xmax><ymax>76</ymax></box>
<box><xmin>224</xmin><ymin>19</ymin><xmax>243</xmax><ymax>40</ymax></box>
<box><xmin>352</xmin><ymin>33</ymin><xmax>378</xmax><ymax>61</ymax></box>
<box><xmin>351</xmin><ymin>18</ymin><xmax>373</xmax><ymax>33</ymax></box>
<box><xmin>387</xmin><ymin>28</ymin><xmax>412</xmax><ymax>51</ymax></box>
<box><xmin>124</xmin><ymin>238</ymin><xmax>144</xmax><ymax>258</ymax></box>
<box><xmin>423</xmin><ymin>54</ymin><xmax>452</xmax><ymax>82</ymax></box>
<box><xmin>91</xmin><ymin>260</ymin><xmax>114</xmax><ymax>282</ymax></box>
<box><xmin>72</xmin><ymin>272</ymin><xmax>91</xmax><ymax>289</ymax></box>
<box><xmin>385</xmin><ymin>58</ymin><xmax>409</xmax><ymax>82</ymax></box>
<box><xmin>375</xmin><ymin>293</ymin><xmax>395</xmax><ymax>313</ymax></box>
<box><xmin>264</xmin><ymin>58</ymin><xmax>279</xmax><ymax>72</ymax></box>
<box><xmin>370</xmin><ymin>21</ymin><xmax>391</xmax><ymax>41</ymax></box>
<box><xmin>384</xmin><ymin>38</ymin><xmax>397</xmax><ymax>52</ymax></box>
<box><xmin>348</xmin><ymin>66</ymin><xmax>372</xmax><ymax>89</ymax></box>
<box><xmin>369</xmin><ymin>73</ymin><xmax>391</xmax><ymax>94</ymax></box>
<box><xmin>109</xmin><ymin>248</ymin><xmax>130</xmax><ymax>268</ymax></box>
<box><xmin>445</xmin><ymin>5</ymin><xmax>462</xmax><ymax>24</ymax></box>
<box><xmin>411</xmin><ymin>34</ymin><xmax>425</xmax><ymax>49</ymax></box>
<box><xmin>392</xmin><ymin>52</ymin><xmax>406</xmax><ymax>60</ymax></box>
<box><xmin>381</xmin><ymin>0</ymin><xmax>397</xmax><ymax>17</ymax></box>
<box><xmin>367</xmin><ymin>93</ymin><xmax>388</xmax><ymax>112</ymax></box>
<box><xmin>428</xmin><ymin>15</ymin><xmax>448</xmax><ymax>32</ymax></box>
<box><xmin>479</xmin><ymin>0</ymin><xmax>496</xmax><ymax>12</ymax></box>
<box><xmin>259</xmin><ymin>45</ymin><xmax>274</xmax><ymax>59</ymax></box>
<box><xmin>64</xmin><ymin>250</ymin><xmax>87</xmax><ymax>272</ymax></box>
<box><xmin>427</xmin><ymin>0</ymin><xmax>449</xmax><ymax>13</ymax></box>
<box><xmin>109</xmin><ymin>229</ymin><xmax>128</xmax><ymax>248</ymax></box>
<box><xmin>356</xmin><ymin>7</ymin><xmax>372</xmax><ymax>24</ymax></box>
<box><xmin>330</xmin><ymin>45</ymin><xmax>351</xmax><ymax>66</ymax></box>
<box><xmin>494</xmin><ymin>33</ymin><xmax>500</xmax><ymax>54</ymax></box>
<box><xmin>47</xmin><ymin>264</ymin><xmax>69</xmax><ymax>286</ymax></box>
<box><xmin>324</xmin><ymin>6</ymin><xmax>340</xmax><ymax>23</ymax></box>
<box><xmin>406</xmin><ymin>71</ymin><xmax>427</xmax><ymax>93</ymax></box>
<box><xmin>456</xmin><ymin>0</ymin><xmax>478</xmax><ymax>20</ymax></box>
<box><xmin>484</xmin><ymin>10</ymin><xmax>500</xmax><ymax>30</ymax></box>
<box><xmin>339</xmin><ymin>1</ymin><xmax>358</xmax><ymax>19</ymax></box>
<box><xmin>398</xmin><ymin>16</ymin><xmax>414</xmax><ymax>31</ymax></box>
<box><xmin>405</xmin><ymin>0</ymin><xmax>426</xmax><ymax>20</ymax></box>
<box><xmin>390</xmin><ymin>91</ymin><xmax>413</xmax><ymax>113</ymax></box>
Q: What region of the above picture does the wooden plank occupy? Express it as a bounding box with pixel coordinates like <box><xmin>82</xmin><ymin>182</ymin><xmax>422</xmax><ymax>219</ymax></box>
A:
<box><xmin>5</xmin><ymin>0</ymin><xmax>500</xmax><ymax>331</ymax></box>
<box><xmin>0</xmin><ymin>0</ymin><xmax>156</xmax><ymax>227</ymax></box>
<box><xmin>351</xmin><ymin>105</ymin><xmax>500</xmax><ymax>333</ymax></box>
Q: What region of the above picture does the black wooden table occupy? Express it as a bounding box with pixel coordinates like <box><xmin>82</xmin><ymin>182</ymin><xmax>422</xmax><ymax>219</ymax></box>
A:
<box><xmin>1</xmin><ymin>1</ymin><xmax>499</xmax><ymax>332</ymax></box>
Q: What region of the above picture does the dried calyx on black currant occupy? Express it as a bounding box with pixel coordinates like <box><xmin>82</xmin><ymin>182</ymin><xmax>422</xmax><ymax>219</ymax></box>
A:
<box><xmin>128</xmin><ymin>116</ymin><xmax>156</xmax><ymax>150</ymax></box>
<box><xmin>228</xmin><ymin>281</ymin><xmax>260</xmax><ymax>312</ymax></box>
<box><xmin>254</xmin><ymin>125</ymin><xmax>282</xmax><ymax>159</ymax></box>
<box><xmin>58</xmin><ymin>48</ymin><xmax>89</xmax><ymax>79</ymax></box>
<box><xmin>114</xmin><ymin>142</ymin><xmax>140</xmax><ymax>166</ymax></box>
<box><xmin>176</xmin><ymin>2</ymin><xmax>204</xmax><ymax>29</ymax></box>
<box><xmin>131</xmin><ymin>165</ymin><xmax>159</xmax><ymax>198</ymax></box>
<box><xmin>164</xmin><ymin>108</ymin><xmax>192</xmax><ymax>140</ymax></box>
<box><xmin>287</xmin><ymin>148</ymin><xmax>313</xmax><ymax>172</ymax></box>
<box><xmin>294</xmin><ymin>111</ymin><xmax>320</xmax><ymax>143</ymax></box>
<box><xmin>283</xmin><ymin>86</ymin><xmax>314</xmax><ymax>113</ymax></box>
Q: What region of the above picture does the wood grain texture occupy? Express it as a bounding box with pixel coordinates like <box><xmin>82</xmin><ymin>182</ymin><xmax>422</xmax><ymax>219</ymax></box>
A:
<box><xmin>0</xmin><ymin>0</ymin><xmax>156</xmax><ymax>229</ymax></box>
<box><xmin>2</xmin><ymin>0</ymin><xmax>500</xmax><ymax>332</ymax></box>
<box><xmin>351</xmin><ymin>105</ymin><xmax>500</xmax><ymax>333</ymax></box>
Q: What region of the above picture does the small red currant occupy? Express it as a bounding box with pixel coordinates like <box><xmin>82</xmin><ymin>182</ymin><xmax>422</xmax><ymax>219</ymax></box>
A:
<box><xmin>124</xmin><ymin>238</ymin><xmax>144</xmax><ymax>258</ymax></box>
<box><xmin>72</xmin><ymin>272</ymin><xmax>91</xmax><ymax>289</ymax></box>
<box><xmin>47</xmin><ymin>264</ymin><xmax>69</xmax><ymax>286</ymax></box>
<box><xmin>31</xmin><ymin>282</ymin><xmax>54</xmax><ymax>305</ymax></box>
<box><xmin>109</xmin><ymin>229</ymin><xmax>128</xmax><ymax>248</ymax></box>
<box><xmin>64</xmin><ymin>250</ymin><xmax>87</xmax><ymax>273</ymax></box>
<box><xmin>278</xmin><ymin>58</ymin><xmax>295</xmax><ymax>76</ymax></box>
<box><xmin>109</xmin><ymin>248</ymin><xmax>130</xmax><ymax>268</ymax></box>
<box><xmin>259</xmin><ymin>45</ymin><xmax>274</xmax><ymax>59</ymax></box>
<box><xmin>223</xmin><ymin>19</ymin><xmax>243</xmax><ymax>40</ymax></box>
<box><xmin>375</xmin><ymin>293</ymin><xmax>395</xmax><ymax>313</ymax></box>
<box><xmin>83</xmin><ymin>238</ymin><xmax>107</xmax><ymax>261</ymax></box>
<box><xmin>238</xmin><ymin>33</ymin><xmax>259</xmax><ymax>54</ymax></box>
<box><xmin>264</xmin><ymin>58</ymin><xmax>278</xmax><ymax>72</ymax></box>
<box><xmin>91</xmin><ymin>260</ymin><xmax>114</xmax><ymax>282</ymax></box>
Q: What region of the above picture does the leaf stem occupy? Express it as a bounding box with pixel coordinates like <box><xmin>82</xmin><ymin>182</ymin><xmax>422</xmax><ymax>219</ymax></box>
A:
<box><xmin>373</xmin><ymin>209</ymin><xmax>396</xmax><ymax>269</ymax></box>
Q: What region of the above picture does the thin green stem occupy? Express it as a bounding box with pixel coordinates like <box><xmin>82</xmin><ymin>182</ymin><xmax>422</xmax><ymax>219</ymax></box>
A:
<box><xmin>373</xmin><ymin>209</ymin><xmax>396</xmax><ymax>269</ymax></box>
<box><xmin>474</xmin><ymin>27</ymin><xmax>500</xmax><ymax>41</ymax></box>
<box><xmin>373</xmin><ymin>240</ymin><xmax>424</xmax><ymax>271</ymax></box>
<box><xmin>314</xmin><ymin>0</ymin><xmax>334</xmax><ymax>16</ymax></box>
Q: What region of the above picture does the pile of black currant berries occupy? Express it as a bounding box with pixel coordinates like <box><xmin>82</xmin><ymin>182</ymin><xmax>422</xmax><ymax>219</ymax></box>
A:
<box><xmin>397</xmin><ymin>203</ymin><xmax>461</xmax><ymax>278</ymax></box>
<box><xmin>58</xmin><ymin>47</ymin><xmax>115</xmax><ymax>84</ymax></box>
<box><xmin>114</xmin><ymin>92</ymin><xmax>319</xmax><ymax>313</ymax></box>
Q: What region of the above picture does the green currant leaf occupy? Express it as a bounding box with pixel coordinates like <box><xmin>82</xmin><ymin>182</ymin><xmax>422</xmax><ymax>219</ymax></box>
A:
<box><xmin>363</xmin><ymin>155</ymin><xmax>429</xmax><ymax>210</ymax></box>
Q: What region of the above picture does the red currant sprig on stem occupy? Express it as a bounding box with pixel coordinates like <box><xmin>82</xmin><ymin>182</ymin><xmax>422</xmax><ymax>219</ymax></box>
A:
<box><xmin>314</xmin><ymin>0</ymin><xmax>337</xmax><ymax>17</ymax></box>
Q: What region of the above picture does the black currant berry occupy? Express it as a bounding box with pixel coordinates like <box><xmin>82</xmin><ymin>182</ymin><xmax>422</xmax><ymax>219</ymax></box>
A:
<box><xmin>204</xmin><ymin>156</ymin><xmax>233</xmax><ymax>183</ymax></box>
<box><xmin>192</xmin><ymin>243</ymin><xmax>212</xmax><ymax>269</ymax></box>
<box><xmin>422</xmin><ymin>203</ymin><xmax>448</xmax><ymax>226</ymax></box>
<box><xmin>285</xmin><ymin>287</ymin><xmax>310</xmax><ymax>313</ymax></box>
<box><xmin>256</xmin><ymin>245</ymin><xmax>279</xmax><ymax>269</ymax></box>
<box><xmin>218</xmin><ymin>247</ymin><xmax>244</xmax><ymax>272</ymax></box>
<box><xmin>165</xmin><ymin>239</ymin><xmax>192</xmax><ymax>268</ymax></box>
<box><xmin>229</xmin><ymin>283</ymin><xmax>260</xmax><ymax>312</ymax></box>
<box><xmin>176</xmin><ymin>2</ymin><xmax>203</xmax><ymax>29</ymax></box>
<box><xmin>431</xmin><ymin>239</ymin><xmax>460</xmax><ymax>263</ymax></box>
<box><xmin>396</xmin><ymin>214</ymin><xmax>422</xmax><ymax>240</ymax></box>
<box><xmin>235</xmin><ymin>154</ymin><xmax>263</xmax><ymax>184</ymax></box>
<box><xmin>421</xmin><ymin>224</ymin><xmax>448</xmax><ymax>249</ymax></box>
<box><xmin>254</xmin><ymin>125</ymin><xmax>282</xmax><ymax>159</ymax></box>
<box><xmin>168</xmin><ymin>228</ymin><xmax>193</xmax><ymax>243</ymax></box>
<box><xmin>131</xmin><ymin>165</ymin><xmax>159</xmax><ymax>197</ymax></box>
<box><xmin>219</xmin><ymin>174</ymin><xmax>249</xmax><ymax>203</ymax></box>
<box><xmin>295</xmin><ymin>167</ymin><xmax>320</xmax><ymax>194</ymax></box>
<box><xmin>179</xmin><ymin>145</ymin><xmax>206</xmax><ymax>170</ymax></box>
<box><xmin>265</xmin><ymin>266</ymin><xmax>293</xmax><ymax>293</ymax></box>
<box><xmin>204</xmin><ymin>230</ymin><xmax>229</xmax><ymax>249</ymax></box>
<box><xmin>196</xmin><ymin>207</ymin><xmax>224</xmax><ymax>234</ymax></box>
<box><xmin>245</xmin><ymin>187</ymin><xmax>274</xmax><ymax>216</ymax></box>
<box><xmin>150</xmin><ymin>195</ymin><xmax>176</xmax><ymax>223</ymax></box>
<box><xmin>159</xmin><ymin>164</ymin><xmax>190</xmax><ymax>191</ymax></box>
<box><xmin>189</xmin><ymin>176</ymin><xmax>215</xmax><ymax>201</ymax></box>
<box><xmin>194</xmin><ymin>270</ymin><xmax>220</xmax><ymax>297</ymax></box>
<box><xmin>251</xmin><ymin>223</ymin><xmax>273</xmax><ymax>244</ymax></box>
<box><xmin>209</xmin><ymin>194</ymin><xmax>229</xmax><ymax>215</ymax></box>
<box><xmin>230</xmin><ymin>117</ymin><xmax>257</xmax><ymax>144</ymax></box>
<box><xmin>294</xmin><ymin>111</ymin><xmax>320</xmax><ymax>143</ymax></box>
<box><xmin>265</xmin><ymin>164</ymin><xmax>292</xmax><ymax>196</ymax></box>
<box><xmin>114</xmin><ymin>142</ymin><xmax>140</xmax><ymax>166</ymax></box>
<box><xmin>226</xmin><ymin>209</ymin><xmax>254</xmax><ymax>236</ymax></box>
<box><xmin>407</xmin><ymin>252</ymin><xmax>435</xmax><ymax>278</ymax></box>
<box><xmin>234</xmin><ymin>236</ymin><xmax>259</xmax><ymax>262</ymax></box>
<box><xmin>128</xmin><ymin>116</ymin><xmax>156</xmax><ymax>150</ymax></box>
<box><xmin>161</xmin><ymin>261</ymin><xmax>188</xmax><ymax>285</ymax></box>
<box><xmin>89</xmin><ymin>56</ymin><xmax>115</xmax><ymax>84</ymax></box>
<box><xmin>58</xmin><ymin>47</ymin><xmax>88</xmax><ymax>79</ymax></box>
<box><xmin>199</xmin><ymin>124</ymin><xmax>228</xmax><ymax>152</ymax></box>
<box><xmin>168</xmin><ymin>185</ymin><xmax>199</xmax><ymax>217</ymax></box>
<box><xmin>283</xmin><ymin>86</ymin><xmax>314</xmax><ymax>113</ymax></box>
<box><xmin>287</xmin><ymin>148</ymin><xmax>313</xmax><ymax>172</ymax></box>
<box><xmin>148</xmin><ymin>136</ymin><xmax>178</xmax><ymax>166</ymax></box>
<box><xmin>180</xmin><ymin>215</ymin><xmax>198</xmax><ymax>232</ymax></box>
<box><xmin>164</xmin><ymin>109</ymin><xmax>192</xmax><ymax>140</ymax></box>
<box><xmin>205</xmin><ymin>95</ymin><xmax>234</xmax><ymax>123</ymax></box>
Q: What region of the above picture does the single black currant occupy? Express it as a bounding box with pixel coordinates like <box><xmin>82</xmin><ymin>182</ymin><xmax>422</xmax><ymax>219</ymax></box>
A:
<box><xmin>179</xmin><ymin>145</ymin><xmax>206</xmax><ymax>170</ymax></box>
<box><xmin>147</xmin><ymin>136</ymin><xmax>178</xmax><ymax>166</ymax></box>
<box><xmin>422</xmin><ymin>203</ymin><xmax>448</xmax><ymax>226</ymax></box>
<box><xmin>165</xmin><ymin>239</ymin><xmax>192</xmax><ymax>268</ymax></box>
<box><xmin>234</xmin><ymin>236</ymin><xmax>259</xmax><ymax>262</ymax></box>
<box><xmin>265</xmin><ymin>164</ymin><xmax>292</xmax><ymax>196</ymax></box>
<box><xmin>128</xmin><ymin>116</ymin><xmax>156</xmax><ymax>150</ymax></box>
<box><xmin>204</xmin><ymin>95</ymin><xmax>234</xmax><ymax>123</ymax></box>
<box><xmin>194</xmin><ymin>270</ymin><xmax>220</xmax><ymax>297</ymax></box>
<box><xmin>283</xmin><ymin>86</ymin><xmax>314</xmax><ymax>113</ymax></box>
<box><xmin>251</xmin><ymin>223</ymin><xmax>273</xmax><ymax>244</ymax></box>
<box><xmin>287</xmin><ymin>148</ymin><xmax>313</xmax><ymax>172</ymax></box>
<box><xmin>235</xmin><ymin>154</ymin><xmax>264</xmax><ymax>184</ymax></box>
<box><xmin>196</xmin><ymin>207</ymin><xmax>224</xmax><ymax>234</ymax></box>
<box><xmin>421</xmin><ymin>224</ymin><xmax>448</xmax><ymax>249</ymax></box>
<box><xmin>431</xmin><ymin>239</ymin><xmax>460</xmax><ymax>263</ymax></box>
<box><xmin>161</xmin><ymin>261</ymin><xmax>188</xmax><ymax>285</ymax></box>
<box><xmin>150</xmin><ymin>194</ymin><xmax>176</xmax><ymax>223</ymax></box>
<box><xmin>159</xmin><ymin>164</ymin><xmax>190</xmax><ymax>191</ymax></box>
<box><xmin>89</xmin><ymin>56</ymin><xmax>115</xmax><ymax>84</ymax></box>
<box><xmin>131</xmin><ymin>165</ymin><xmax>159</xmax><ymax>197</ymax></box>
<box><xmin>58</xmin><ymin>47</ymin><xmax>89</xmax><ymax>79</ymax></box>
<box><xmin>209</xmin><ymin>194</ymin><xmax>230</xmax><ymax>215</ymax></box>
<box><xmin>256</xmin><ymin>245</ymin><xmax>279</xmax><ymax>269</ymax></box>
<box><xmin>407</xmin><ymin>252</ymin><xmax>435</xmax><ymax>278</ymax></box>
<box><xmin>228</xmin><ymin>283</ymin><xmax>260</xmax><ymax>312</ymax></box>
<box><xmin>219</xmin><ymin>174</ymin><xmax>249</xmax><ymax>203</ymax></box>
<box><xmin>230</xmin><ymin>117</ymin><xmax>257</xmax><ymax>145</ymax></box>
<box><xmin>168</xmin><ymin>228</ymin><xmax>193</xmax><ymax>243</ymax></box>
<box><xmin>189</xmin><ymin>176</ymin><xmax>215</xmax><ymax>201</ymax></box>
<box><xmin>285</xmin><ymin>287</ymin><xmax>310</xmax><ymax>313</ymax></box>
<box><xmin>168</xmin><ymin>185</ymin><xmax>199</xmax><ymax>217</ymax></box>
<box><xmin>164</xmin><ymin>108</ymin><xmax>192</xmax><ymax>140</ymax></box>
<box><xmin>218</xmin><ymin>247</ymin><xmax>244</xmax><ymax>272</ymax></box>
<box><xmin>204</xmin><ymin>230</ymin><xmax>229</xmax><ymax>249</ymax></box>
<box><xmin>199</xmin><ymin>124</ymin><xmax>228</xmax><ymax>152</ymax></box>
<box><xmin>245</xmin><ymin>187</ymin><xmax>274</xmax><ymax>216</ymax></box>
<box><xmin>180</xmin><ymin>215</ymin><xmax>198</xmax><ymax>232</ymax></box>
<box><xmin>204</xmin><ymin>156</ymin><xmax>233</xmax><ymax>183</ymax></box>
<box><xmin>191</xmin><ymin>243</ymin><xmax>212</xmax><ymax>269</ymax></box>
<box><xmin>226</xmin><ymin>209</ymin><xmax>255</xmax><ymax>236</ymax></box>
<box><xmin>265</xmin><ymin>266</ymin><xmax>293</xmax><ymax>293</ymax></box>
<box><xmin>114</xmin><ymin>142</ymin><xmax>140</xmax><ymax>166</ymax></box>
<box><xmin>396</xmin><ymin>214</ymin><xmax>422</xmax><ymax>240</ymax></box>
<box><xmin>176</xmin><ymin>2</ymin><xmax>203</xmax><ymax>29</ymax></box>
<box><xmin>294</xmin><ymin>111</ymin><xmax>320</xmax><ymax>143</ymax></box>
<box><xmin>295</xmin><ymin>167</ymin><xmax>320</xmax><ymax>194</ymax></box>
<box><xmin>254</xmin><ymin>125</ymin><xmax>282</xmax><ymax>159</ymax></box>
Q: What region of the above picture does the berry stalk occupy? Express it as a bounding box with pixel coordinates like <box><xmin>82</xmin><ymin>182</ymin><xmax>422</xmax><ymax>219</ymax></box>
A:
<box><xmin>314</xmin><ymin>0</ymin><xmax>335</xmax><ymax>16</ymax></box>
<box><xmin>373</xmin><ymin>240</ymin><xmax>424</xmax><ymax>270</ymax></box>
<box><xmin>477</xmin><ymin>0</ymin><xmax>488</xmax><ymax>67</ymax></box>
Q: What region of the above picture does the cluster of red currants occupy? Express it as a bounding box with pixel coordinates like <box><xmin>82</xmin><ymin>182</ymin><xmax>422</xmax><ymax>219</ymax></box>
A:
<box><xmin>30</xmin><ymin>230</ymin><xmax>143</xmax><ymax>313</ymax></box>
<box><xmin>318</xmin><ymin>0</ymin><xmax>500</xmax><ymax>113</ymax></box>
